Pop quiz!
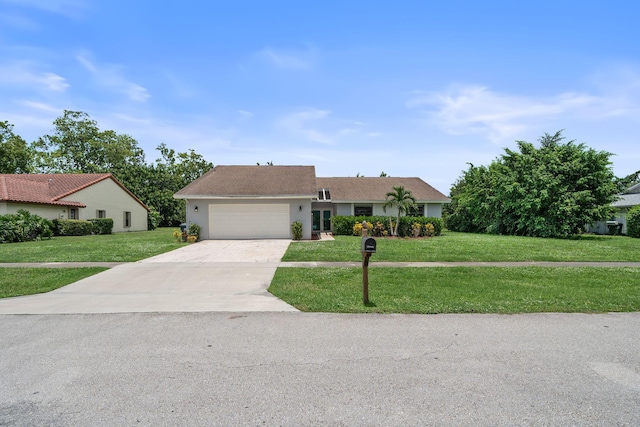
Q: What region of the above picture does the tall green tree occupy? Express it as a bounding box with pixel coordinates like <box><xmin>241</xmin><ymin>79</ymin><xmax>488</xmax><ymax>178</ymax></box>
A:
<box><xmin>31</xmin><ymin>111</ymin><xmax>213</xmax><ymax>227</ymax></box>
<box><xmin>443</xmin><ymin>164</ymin><xmax>493</xmax><ymax>233</ymax></box>
<box><xmin>615</xmin><ymin>170</ymin><xmax>640</xmax><ymax>193</ymax></box>
<box><xmin>0</xmin><ymin>121</ymin><xmax>33</xmax><ymax>173</ymax></box>
<box><xmin>446</xmin><ymin>131</ymin><xmax>618</xmax><ymax>238</ymax></box>
<box><xmin>383</xmin><ymin>186</ymin><xmax>417</xmax><ymax>236</ymax></box>
<box><xmin>33</xmin><ymin>110</ymin><xmax>145</xmax><ymax>173</ymax></box>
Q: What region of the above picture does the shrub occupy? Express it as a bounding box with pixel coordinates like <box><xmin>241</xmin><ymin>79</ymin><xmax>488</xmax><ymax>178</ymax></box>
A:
<box><xmin>186</xmin><ymin>235</ymin><xmax>197</xmax><ymax>243</ymax></box>
<box><xmin>188</xmin><ymin>223</ymin><xmax>201</xmax><ymax>240</ymax></box>
<box><xmin>332</xmin><ymin>215</ymin><xmax>443</xmax><ymax>237</ymax></box>
<box><xmin>627</xmin><ymin>206</ymin><xmax>640</xmax><ymax>238</ymax></box>
<box><xmin>89</xmin><ymin>218</ymin><xmax>113</xmax><ymax>235</ymax></box>
<box><xmin>411</xmin><ymin>222</ymin><xmax>422</xmax><ymax>237</ymax></box>
<box><xmin>172</xmin><ymin>229</ymin><xmax>182</xmax><ymax>242</ymax></box>
<box><xmin>424</xmin><ymin>223</ymin><xmax>435</xmax><ymax>237</ymax></box>
<box><xmin>371</xmin><ymin>221</ymin><xmax>388</xmax><ymax>237</ymax></box>
<box><xmin>53</xmin><ymin>219</ymin><xmax>94</xmax><ymax>236</ymax></box>
<box><xmin>291</xmin><ymin>221</ymin><xmax>303</xmax><ymax>240</ymax></box>
<box><xmin>0</xmin><ymin>210</ymin><xmax>53</xmax><ymax>243</ymax></box>
<box><xmin>147</xmin><ymin>208</ymin><xmax>161</xmax><ymax>231</ymax></box>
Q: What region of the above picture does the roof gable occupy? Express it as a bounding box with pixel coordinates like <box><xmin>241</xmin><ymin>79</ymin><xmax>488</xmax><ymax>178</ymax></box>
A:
<box><xmin>175</xmin><ymin>166</ymin><xmax>318</xmax><ymax>198</ymax></box>
<box><xmin>0</xmin><ymin>174</ymin><xmax>149</xmax><ymax>210</ymax></box>
<box><xmin>316</xmin><ymin>177</ymin><xmax>450</xmax><ymax>202</ymax></box>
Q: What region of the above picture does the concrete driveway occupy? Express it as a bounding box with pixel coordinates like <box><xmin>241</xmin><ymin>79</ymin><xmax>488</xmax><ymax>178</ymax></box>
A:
<box><xmin>0</xmin><ymin>240</ymin><xmax>297</xmax><ymax>314</ymax></box>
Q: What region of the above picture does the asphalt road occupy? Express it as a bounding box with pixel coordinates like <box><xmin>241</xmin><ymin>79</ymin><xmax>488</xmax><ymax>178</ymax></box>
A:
<box><xmin>2</xmin><ymin>312</ymin><xmax>639</xmax><ymax>426</ymax></box>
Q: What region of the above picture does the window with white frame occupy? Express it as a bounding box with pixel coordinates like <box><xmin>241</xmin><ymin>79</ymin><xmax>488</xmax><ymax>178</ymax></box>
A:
<box><xmin>96</xmin><ymin>210</ymin><xmax>106</xmax><ymax>218</ymax></box>
<box><xmin>317</xmin><ymin>188</ymin><xmax>331</xmax><ymax>201</ymax></box>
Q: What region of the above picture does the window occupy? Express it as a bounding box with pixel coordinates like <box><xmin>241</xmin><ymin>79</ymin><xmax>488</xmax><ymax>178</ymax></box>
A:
<box><xmin>408</xmin><ymin>204</ymin><xmax>425</xmax><ymax>216</ymax></box>
<box><xmin>124</xmin><ymin>211</ymin><xmax>131</xmax><ymax>228</ymax></box>
<box><xmin>354</xmin><ymin>205</ymin><xmax>372</xmax><ymax>216</ymax></box>
<box><xmin>96</xmin><ymin>210</ymin><xmax>106</xmax><ymax>218</ymax></box>
<box><xmin>317</xmin><ymin>188</ymin><xmax>331</xmax><ymax>201</ymax></box>
<box><xmin>69</xmin><ymin>208</ymin><xmax>77</xmax><ymax>219</ymax></box>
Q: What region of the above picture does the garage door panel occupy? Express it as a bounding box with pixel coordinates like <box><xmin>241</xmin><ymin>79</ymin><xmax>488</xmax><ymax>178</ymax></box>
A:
<box><xmin>209</xmin><ymin>204</ymin><xmax>290</xmax><ymax>239</ymax></box>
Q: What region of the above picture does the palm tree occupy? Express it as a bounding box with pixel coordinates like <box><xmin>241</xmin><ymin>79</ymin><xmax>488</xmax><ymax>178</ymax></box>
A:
<box><xmin>383</xmin><ymin>186</ymin><xmax>417</xmax><ymax>236</ymax></box>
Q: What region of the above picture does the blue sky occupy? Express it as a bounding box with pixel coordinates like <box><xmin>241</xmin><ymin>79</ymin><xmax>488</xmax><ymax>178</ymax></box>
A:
<box><xmin>1</xmin><ymin>1</ymin><xmax>639</xmax><ymax>194</ymax></box>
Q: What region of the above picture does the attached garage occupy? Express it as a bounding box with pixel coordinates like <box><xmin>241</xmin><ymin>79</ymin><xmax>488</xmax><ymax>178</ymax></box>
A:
<box><xmin>209</xmin><ymin>204</ymin><xmax>291</xmax><ymax>239</ymax></box>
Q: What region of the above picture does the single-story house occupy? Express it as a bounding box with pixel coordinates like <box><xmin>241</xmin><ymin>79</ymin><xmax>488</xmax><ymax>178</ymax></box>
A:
<box><xmin>174</xmin><ymin>165</ymin><xmax>450</xmax><ymax>240</ymax></box>
<box><xmin>0</xmin><ymin>173</ymin><xmax>149</xmax><ymax>232</ymax></box>
<box><xmin>587</xmin><ymin>182</ymin><xmax>640</xmax><ymax>234</ymax></box>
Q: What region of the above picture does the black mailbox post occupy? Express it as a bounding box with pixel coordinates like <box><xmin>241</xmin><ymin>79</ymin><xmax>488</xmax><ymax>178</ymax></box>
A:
<box><xmin>360</xmin><ymin>222</ymin><xmax>376</xmax><ymax>304</ymax></box>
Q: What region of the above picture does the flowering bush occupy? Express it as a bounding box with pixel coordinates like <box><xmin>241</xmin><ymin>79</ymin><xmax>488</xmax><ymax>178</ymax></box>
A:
<box><xmin>411</xmin><ymin>222</ymin><xmax>422</xmax><ymax>237</ymax></box>
<box><xmin>372</xmin><ymin>221</ymin><xmax>388</xmax><ymax>237</ymax></box>
<box><xmin>353</xmin><ymin>221</ymin><xmax>372</xmax><ymax>236</ymax></box>
<box><xmin>186</xmin><ymin>235</ymin><xmax>197</xmax><ymax>243</ymax></box>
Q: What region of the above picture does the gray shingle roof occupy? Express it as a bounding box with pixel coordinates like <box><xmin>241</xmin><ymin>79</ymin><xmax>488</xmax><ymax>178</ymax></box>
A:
<box><xmin>612</xmin><ymin>193</ymin><xmax>640</xmax><ymax>208</ymax></box>
<box><xmin>316</xmin><ymin>177</ymin><xmax>450</xmax><ymax>202</ymax></box>
<box><xmin>174</xmin><ymin>166</ymin><xmax>318</xmax><ymax>198</ymax></box>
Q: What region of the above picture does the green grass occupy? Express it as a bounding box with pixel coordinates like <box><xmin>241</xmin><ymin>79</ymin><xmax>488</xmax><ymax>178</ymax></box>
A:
<box><xmin>0</xmin><ymin>268</ymin><xmax>108</xmax><ymax>298</ymax></box>
<box><xmin>0</xmin><ymin>228</ymin><xmax>185</xmax><ymax>263</ymax></box>
<box><xmin>269</xmin><ymin>267</ymin><xmax>640</xmax><ymax>314</ymax></box>
<box><xmin>283</xmin><ymin>232</ymin><xmax>640</xmax><ymax>262</ymax></box>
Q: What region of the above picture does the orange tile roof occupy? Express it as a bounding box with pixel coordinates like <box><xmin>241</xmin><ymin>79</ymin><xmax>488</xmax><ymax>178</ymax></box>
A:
<box><xmin>0</xmin><ymin>174</ymin><xmax>149</xmax><ymax>210</ymax></box>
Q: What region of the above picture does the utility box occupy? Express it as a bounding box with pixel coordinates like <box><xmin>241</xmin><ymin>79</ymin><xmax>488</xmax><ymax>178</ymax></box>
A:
<box><xmin>361</xmin><ymin>236</ymin><xmax>376</xmax><ymax>253</ymax></box>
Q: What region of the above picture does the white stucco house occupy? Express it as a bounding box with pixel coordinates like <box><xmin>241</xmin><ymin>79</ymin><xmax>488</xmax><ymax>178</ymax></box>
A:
<box><xmin>0</xmin><ymin>173</ymin><xmax>149</xmax><ymax>233</ymax></box>
<box><xmin>174</xmin><ymin>165</ymin><xmax>450</xmax><ymax>240</ymax></box>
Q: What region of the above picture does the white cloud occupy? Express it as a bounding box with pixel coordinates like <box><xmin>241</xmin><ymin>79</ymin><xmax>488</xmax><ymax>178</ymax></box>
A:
<box><xmin>77</xmin><ymin>54</ymin><xmax>150</xmax><ymax>102</ymax></box>
<box><xmin>257</xmin><ymin>47</ymin><xmax>314</xmax><ymax>70</ymax></box>
<box><xmin>238</xmin><ymin>110</ymin><xmax>254</xmax><ymax>120</ymax></box>
<box><xmin>409</xmin><ymin>71</ymin><xmax>640</xmax><ymax>143</ymax></box>
<box><xmin>1</xmin><ymin>0</ymin><xmax>89</xmax><ymax>18</ymax></box>
<box><xmin>0</xmin><ymin>61</ymin><xmax>69</xmax><ymax>91</ymax></box>
<box><xmin>278</xmin><ymin>109</ymin><xmax>333</xmax><ymax>144</ymax></box>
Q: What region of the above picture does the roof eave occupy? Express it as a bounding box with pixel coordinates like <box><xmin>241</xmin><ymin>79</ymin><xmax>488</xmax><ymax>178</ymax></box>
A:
<box><xmin>174</xmin><ymin>194</ymin><xmax>316</xmax><ymax>200</ymax></box>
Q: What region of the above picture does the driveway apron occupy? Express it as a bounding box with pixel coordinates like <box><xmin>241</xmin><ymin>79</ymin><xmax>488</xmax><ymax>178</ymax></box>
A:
<box><xmin>0</xmin><ymin>240</ymin><xmax>298</xmax><ymax>314</ymax></box>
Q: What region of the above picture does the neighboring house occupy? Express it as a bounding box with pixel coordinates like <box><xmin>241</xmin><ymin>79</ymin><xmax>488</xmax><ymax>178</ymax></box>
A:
<box><xmin>174</xmin><ymin>165</ymin><xmax>450</xmax><ymax>240</ymax></box>
<box><xmin>0</xmin><ymin>173</ymin><xmax>149</xmax><ymax>233</ymax></box>
<box><xmin>588</xmin><ymin>183</ymin><xmax>640</xmax><ymax>235</ymax></box>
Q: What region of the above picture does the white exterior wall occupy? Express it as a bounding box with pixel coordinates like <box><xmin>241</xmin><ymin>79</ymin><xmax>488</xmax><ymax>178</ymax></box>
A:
<box><xmin>426</xmin><ymin>203</ymin><xmax>443</xmax><ymax>218</ymax></box>
<box><xmin>60</xmin><ymin>178</ymin><xmax>148</xmax><ymax>232</ymax></box>
<box><xmin>335</xmin><ymin>203</ymin><xmax>352</xmax><ymax>216</ymax></box>
<box><xmin>0</xmin><ymin>202</ymin><xmax>65</xmax><ymax>219</ymax></box>
<box><xmin>333</xmin><ymin>202</ymin><xmax>445</xmax><ymax>218</ymax></box>
<box><xmin>184</xmin><ymin>198</ymin><xmax>313</xmax><ymax>240</ymax></box>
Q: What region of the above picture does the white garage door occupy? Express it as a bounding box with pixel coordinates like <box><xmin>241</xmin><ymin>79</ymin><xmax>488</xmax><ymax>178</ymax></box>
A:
<box><xmin>209</xmin><ymin>204</ymin><xmax>291</xmax><ymax>239</ymax></box>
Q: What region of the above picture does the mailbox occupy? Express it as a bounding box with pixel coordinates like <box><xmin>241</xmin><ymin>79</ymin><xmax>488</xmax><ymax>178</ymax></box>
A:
<box><xmin>361</xmin><ymin>236</ymin><xmax>376</xmax><ymax>253</ymax></box>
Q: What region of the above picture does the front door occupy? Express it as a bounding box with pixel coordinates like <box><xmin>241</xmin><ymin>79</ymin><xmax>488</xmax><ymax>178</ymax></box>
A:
<box><xmin>312</xmin><ymin>210</ymin><xmax>321</xmax><ymax>231</ymax></box>
<box><xmin>323</xmin><ymin>210</ymin><xmax>331</xmax><ymax>231</ymax></box>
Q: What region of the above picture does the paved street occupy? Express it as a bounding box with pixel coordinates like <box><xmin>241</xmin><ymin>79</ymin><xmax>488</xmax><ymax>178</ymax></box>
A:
<box><xmin>1</xmin><ymin>312</ymin><xmax>639</xmax><ymax>426</ymax></box>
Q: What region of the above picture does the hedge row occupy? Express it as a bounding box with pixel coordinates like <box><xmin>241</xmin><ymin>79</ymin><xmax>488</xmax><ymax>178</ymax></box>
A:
<box><xmin>53</xmin><ymin>218</ymin><xmax>113</xmax><ymax>236</ymax></box>
<box><xmin>331</xmin><ymin>216</ymin><xmax>444</xmax><ymax>237</ymax></box>
<box><xmin>0</xmin><ymin>210</ymin><xmax>54</xmax><ymax>243</ymax></box>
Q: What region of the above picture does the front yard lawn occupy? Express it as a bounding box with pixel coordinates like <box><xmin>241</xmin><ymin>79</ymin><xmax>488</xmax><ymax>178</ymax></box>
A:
<box><xmin>269</xmin><ymin>267</ymin><xmax>640</xmax><ymax>314</ymax></box>
<box><xmin>0</xmin><ymin>268</ymin><xmax>108</xmax><ymax>298</ymax></box>
<box><xmin>283</xmin><ymin>232</ymin><xmax>640</xmax><ymax>262</ymax></box>
<box><xmin>0</xmin><ymin>228</ymin><xmax>184</xmax><ymax>263</ymax></box>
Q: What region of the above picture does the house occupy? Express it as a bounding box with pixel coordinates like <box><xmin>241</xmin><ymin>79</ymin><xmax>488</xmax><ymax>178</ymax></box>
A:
<box><xmin>0</xmin><ymin>173</ymin><xmax>149</xmax><ymax>233</ymax></box>
<box><xmin>610</xmin><ymin>183</ymin><xmax>640</xmax><ymax>234</ymax></box>
<box><xmin>588</xmin><ymin>182</ymin><xmax>640</xmax><ymax>234</ymax></box>
<box><xmin>174</xmin><ymin>165</ymin><xmax>450</xmax><ymax>240</ymax></box>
